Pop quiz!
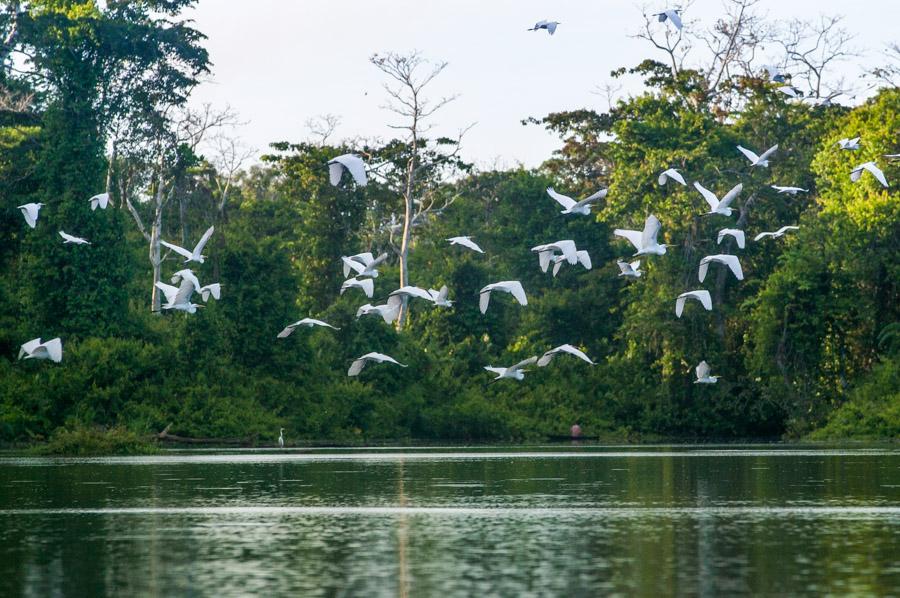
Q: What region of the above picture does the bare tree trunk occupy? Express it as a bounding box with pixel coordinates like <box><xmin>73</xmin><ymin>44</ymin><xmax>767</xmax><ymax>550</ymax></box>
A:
<box><xmin>396</xmin><ymin>141</ymin><xmax>417</xmax><ymax>330</ymax></box>
<box><xmin>149</xmin><ymin>170</ymin><xmax>166</xmax><ymax>314</ymax></box>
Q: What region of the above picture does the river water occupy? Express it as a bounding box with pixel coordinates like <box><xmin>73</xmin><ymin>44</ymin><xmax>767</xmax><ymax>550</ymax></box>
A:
<box><xmin>1</xmin><ymin>445</ymin><xmax>898</xmax><ymax>596</ymax></box>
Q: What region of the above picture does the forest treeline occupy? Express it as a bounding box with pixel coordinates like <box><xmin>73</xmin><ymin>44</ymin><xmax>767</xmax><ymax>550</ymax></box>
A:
<box><xmin>1</xmin><ymin>1</ymin><xmax>897</xmax><ymax>445</ymax></box>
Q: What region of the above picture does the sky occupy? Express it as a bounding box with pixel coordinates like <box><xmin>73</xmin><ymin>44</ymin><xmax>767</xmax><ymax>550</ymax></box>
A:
<box><xmin>184</xmin><ymin>0</ymin><xmax>897</xmax><ymax>168</ymax></box>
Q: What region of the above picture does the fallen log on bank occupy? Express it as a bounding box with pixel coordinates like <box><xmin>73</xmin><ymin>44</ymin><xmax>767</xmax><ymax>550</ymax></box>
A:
<box><xmin>153</xmin><ymin>424</ymin><xmax>257</xmax><ymax>446</ymax></box>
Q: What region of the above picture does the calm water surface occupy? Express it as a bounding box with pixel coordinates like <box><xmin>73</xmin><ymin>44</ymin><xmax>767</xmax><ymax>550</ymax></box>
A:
<box><xmin>1</xmin><ymin>445</ymin><xmax>898</xmax><ymax>596</ymax></box>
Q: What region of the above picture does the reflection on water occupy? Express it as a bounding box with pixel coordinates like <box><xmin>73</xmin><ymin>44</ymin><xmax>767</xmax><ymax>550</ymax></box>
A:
<box><xmin>1</xmin><ymin>446</ymin><xmax>898</xmax><ymax>596</ymax></box>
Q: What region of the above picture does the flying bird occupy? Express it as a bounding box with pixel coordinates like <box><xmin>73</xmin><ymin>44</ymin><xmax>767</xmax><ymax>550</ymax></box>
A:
<box><xmin>428</xmin><ymin>285</ymin><xmax>453</xmax><ymax>307</ymax></box>
<box><xmin>658</xmin><ymin>168</ymin><xmax>686</xmax><ymax>186</ymax></box>
<box><xmin>675</xmin><ymin>290</ymin><xmax>712</xmax><ymax>318</ymax></box>
<box><xmin>446</xmin><ymin>236</ymin><xmax>484</xmax><ymax>253</ymax></box>
<box><xmin>754</xmin><ymin>226</ymin><xmax>799</xmax><ymax>241</ymax></box>
<box><xmin>850</xmin><ymin>162</ymin><xmax>889</xmax><ymax>188</ymax></box>
<box><xmin>342</xmin><ymin>252</ymin><xmax>388</xmax><ymax>278</ymax></box>
<box><xmin>532</xmin><ymin>240</ymin><xmax>578</xmax><ymax>272</ymax></box>
<box><xmin>777</xmin><ymin>85</ymin><xmax>802</xmax><ymax>99</ymax></box>
<box><xmin>155</xmin><ymin>279</ymin><xmax>203</xmax><ymax>314</ymax></box>
<box><xmin>348</xmin><ymin>352</ymin><xmax>407</xmax><ymax>377</ymax></box>
<box><xmin>737</xmin><ymin>144</ymin><xmax>778</xmax><ymax>167</ymax></box>
<box><xmin>837</xmin><ymin>137</ymin><xmax>860</xmax><ymax>150</ymax></box>
<box><xmin>698</xmin><ymin>254</ymin><xmax>744</xmax><ymax>282</ymax></box>
<box><xmin>356</xmin><ymin>303</ymin><xmax>400</xmax><ymax>324</ymax></box>
<box><xmin>161</xmin><ymin>226</ymin><xmax>214</xmax><ymax>264</ymax></box>
<box><xmin>694</xmin><ymin>182</ymin><xmax>742</xmax><ymax>217</ymax></box>
<box><xmin>884</xmin><ymin>154</ymin><xmax>900</xmax><ymax>161</ymax></box>
<box><xmin>771</xmin><ymin>185</ymin><xmax>808</xmax><ymax>195</ymax></box>
<box><xmin>484</xmin><ymin>356</ymin><xmax>538</xmax><ymax>381</ymax></box>
<box><xmin>537</xmin><ymin>344</ymin><xmax>594</xmax><ymax>367</ymax></box>
<box><xmin>763</xmin><ymin>64</ymin><xmax>788</xmax><ymax>83</ymax></box>
<box><xmin>528</xmin><ymin>20</ymin><xmax>559</xmax><ymax>34</ymax></box>
<box><xmin>653</xmin><ymin>9</ymin><xmax>682</xmax><ymax>30</ymax></box>
<box><xmin>328</xmin><ymin>154</ymin><xmax>367</xmax><ymax>187</ymax></box>
<box><xmin>18</xmin><ymin>337</ymin><xmax>62</xmax><ymax>363</ymax></box>
<box><xmin>614</xmin><ymin>214</ymin><xmax>669</xmax><ymax>256</ymax></box>
<box><xmin>694</xmin><ymin>360</ymin><xmax>719</xmax><ymax>384</ymax></box>
<box><xmin>171</xmin><ymin>269</ymin><xmax>220</xmax><ymax>302</ymax></box>
<box><xmin>479</xmin><ymin>281</ymin><xmax>528</xmax><ymax>314</ymax></box>
<box><xmin>546</xmin><ymin>187</ymin><xmax>608</xmax><ymax>215</ymax></box>
<box><xmin>18</xmin><ymin>203</ymin><xmax>44</xmax><ymax>229</ymax></box>
<box><xmin>59</xmin><ymin>231</ymin><xmax>91</xmax><ymax>245</ymax></box>
<box><xmin>277</xmin><ymin>318</ymin><xmax>340</xmax><ymax>338</ymax></box>
<box><xmin>340</xmin><ymin>277</ymin><xmax>375</xmax><ymax>298</ymax></box>
<box><xmin>717</xmin><ymin>228</ymin><xmax>745</xmax><ymax>250</ymax></box>
<box><xmin>89</xmin><ymin>192</ymin><xmax>110</xmax><ymax>210</ymax></box>
<box><xmin>617</xmin><ymin>260</ymin><xmax>642</xmax><ymax>278</ymax></box>
<box><xmin>387</xmin><ymin>286</ymin><xmax>435</xmax><ymax>309</ymax></box>
<box><xmin>551</xmin><ymin>250</ymin><xmax>591</xmax><ymax>277</ymax></box>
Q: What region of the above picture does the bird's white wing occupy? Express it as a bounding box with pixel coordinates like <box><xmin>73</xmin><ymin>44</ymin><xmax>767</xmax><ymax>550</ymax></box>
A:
<box><xmin>173</xmin><ymin>277</ymin><xmax>196</xmax><ymax>305</ymax></box>
<box><xmin>334</xmin><ymin>155</ymin><xmax>367</xmax><ymax>186</ymax></box>
<box><xmin>733</xmin><ymin>230</ymin><xmax>746</xmax><ymax>249</ymax></box>
<box><xmin>546</xmin><ymin>22</ymin><xmax>557</xmax><ymax>34</ymax></box>
<box><xmin>614</xmin><ymin>229</ymin><xmax>643</xmax><ymax>251</ymax></box>
<box><xmin>484</xmin><ymin>366</ymin><xmax>505</xmax><ymax>377</ymax></box>
<box><xmin>698</xmin><ymin>260</ymin><xmax>710</xmax><ymax>283</ymax></box>
<box><xmin>348</xmin><ymin>358</ymin><xmax>368</xmax><ymax>377</ymax></box>
<box><xmin>192</xmin><ymin>226</ymin><xmax>215</xmax><ymax>256</ymax></box>
<box><xmin>642</xmin><ymin>214</ymin><xmax>662</xmax><ymax>248</ymax></box>
<box><xmin>555</xmin><ymin>344</ymin><xmax>594</xmax><ymax>365</ymax></box>
<box><xmin>693</xmin><ymin>182</ymin><xmax>719</xmax><ymax>210</ymax></box>
<box><xmin>172</xmin><ymin>269</ymin><xmax>200</xmax><ymax>290</ymax></box>
<box><xmin>572</xmin><ymin>188</ymin><xmax>608</xmax><ymax>209</ymax></box>
<box><xmin>778</xmin><ymin>85</ymin><xmax>798</xmax><ymax>98</ymax></box>
<box><xmin>757</xmin><ymin>144</ymin><xmax>779</xmax><ymax>163</ymax></box>
<box><xmin>536</xmin><ymin>249</ymin><xmax>553</xmax><ymax>273</ymax></box>
<box><xmin>302</xmin><ymin>318</ymin><xmax>339</xmax><ymax>330</ymax></box>
<box><xmin>660</xmin><ymin>168</ymin><xmax>686</xmax><ymax>185</ymax></box>
<box><xmin>576</xmin><ymin>250</ymin><xmax>592</xmax><ymax>270</ymax></box>
<box><xmin>552</xmin><ymin>259</ymin><xmax>563</xmax><ymax>277</ymax></box>
<box><xmin>506</xmin><ymin>281</ymin><xmax>528</xmax><ymax>306</ymax></box>
<box><xmin>696</xmin><ymin>361</ymin><xmax>710</xmax><ymax>379</ymax></box>
<box><xmin>753</xmin><ymin>231</ymin><xmax>772</xmax><ymax>241</ymax></box>
<box><xmin>718</xmin><ymin>183</ymin><xmax>743</xmax><ymax>209</ymax></box>
<box><xmin>862</xmin><ymin>162</ymin><xmax>889</xmax><ymax>187</ymax></box>
<box><xmin>724</xmin><ymin>255</ymin><xmax>744</xmax><ymax>280</ymax></box>
<box><xmin>509</xmin><ymin>356</ymin><xmax>538</xmax><ymax>372</ymax></box>
<box><xmin>277</xmin><ymin>325</ymin><xmax>296</xmax><ymax>338</ymax></box>
<box><xmin>18</xmin><ymin>204</ymin><xmax>39</xmax><ymax>228</ymax></box>
<box><xmin>200</xmin><ymin>283</ymin><xmax>221</xmax><ymax>301</ymax></box>
<box><xmin>665</xmin><ymin>10</ymin><xmax>683</xmax><ymax>30</ymax></box>
<box><xmin>351</xmin><ymin>252</ymin><xmax>375</xmax><ymax>265</ymax></box>
<box><xmin>42</xmin><ymin>338</ymin><xmax>62</xmax><ymax>363</ymax></box>
<box><xmin>737</xmin><ymin>145</ymin><xmax>761</xmax><ymax>164</ymax></box>
<box><xmin>850</xmin><ymin>165</ymin><xmax>864</xmax><ymax>182</ymax></box>
<box><xmin>369</xmin><ymin>252</ymin><xmax>389</xmax><ymax>268</ymax></box>
<box><xmin>776</xmin><ymin>226</ymin><xmax>800</xmax><ymax>236</ymax></box>
<box><xmin>537</xmin><ymin>351</ymin><xmax>556</xmax><ymax>367</ymax></box>
<box><xmin>356</xmin><ymin>304</ymin><xmax>373</xmax><ymax>318</ymax></box>
<box><xmin>160</xmin><ymin>240</ymin><xmax>193</xmax><ymax>260</ymax></box>
<box><xmin>19</xmin><ymin>338</ymin><xmax>42</xmax><ymax>359</ymax></box>
<box><xmin>695</xmin><ymin>290</ymin><xmax>712</xmax><ymax>310</ymax></box>
<box><xmin>343</xmin><ymin>277</ymin><xmax>374</xmax><ymax>298</ymax></box>
<box><xmin>546</xmin><ymin>187</ymin><xmax>576</xmax><ymax>210</ymax></box>
<box><xmin>479</xmin><ymin>288</ymin><xmax>492</xmax><ymax>314</ymax></box>
<box><xmin>341</xmin><ymin>256</ymin><xmax>365</xmax><ymax>277</ymax></box>
<box><xmin>555</xmin><ymin>240</ymin><xmax>578</xmax><ymax>264</ymax></box>
<box><xmin>616</xmin><ymin>261</ymin><xmax>631</xmax><ymax>275</ymax></box>
<box><xmin>154</xmin><ymin>282</ymin><xmax>179</xmax><ymax>305</ymax></box>
<box><xmin>630</xmin><ymin>260</ymin><xmax>641</xmax><ymax>271</ymax></box>
<box><xmin>381</xmin><ymin>305</ymin><xmax>400</xmax><ymax>324</ymax></box>
<box><xmin>448</xmin><ymin>236</ymin><xmax>484</xmax><ymax>253</ymax></box>
<box><xmin>675</xmin><ymin>295</ymin><xmax>687</xmax><ymax>318</ymax></box>
<box><xmin>328</xmin><ymin>162</ymin><xmax>344</xmax><ymax>186</ymax></box>
<box><xmin>436</xmin><ymin>285</ymin><xmax>449</xmax><ymax>303</ymax></box>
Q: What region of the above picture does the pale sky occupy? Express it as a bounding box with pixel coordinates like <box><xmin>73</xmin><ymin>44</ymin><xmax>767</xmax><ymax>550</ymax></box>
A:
<box><xmin>185</xmin><ymin>0</ymin><xmax>897</xmax><ymax>168</ymax></box>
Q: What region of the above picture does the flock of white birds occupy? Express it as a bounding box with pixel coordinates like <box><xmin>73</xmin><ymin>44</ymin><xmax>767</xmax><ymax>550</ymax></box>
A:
<box><xmin>15</xmin><ymin>9</ymin><xmax>895</xmax><ymax>392</ymax></box>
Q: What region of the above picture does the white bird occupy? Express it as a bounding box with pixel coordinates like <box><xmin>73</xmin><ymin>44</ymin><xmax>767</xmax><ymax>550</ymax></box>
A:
<box><xmin>277</xmin><ymin>318</ymin><xmax>340</xmax><ymax>338</ymax></box>
<box><xmin>387</xmin><ymin>286</ymin><xmax>435</xmax><ymax>309</ymax></box>
<box><xmin>348</xmin><ymin>352</ymin><xmax>407</xmax><ymax>377</ymax></box>
<box><xmin>484</xmin><ymin>356</ymin><xmax>538</xmax><ymax>381</ymax></box>
<box><xmin>754</xmin><ymin>226</ymin><xmax>799</xmax><ymax>241</ymax></box>
<box><xmin>737</xmin><ymin>144</ymin><xmax>778</xmax><ymax>167</ymax></box>
<box><xmin>658</xmin><ymin>168</ymin><xmax>686</xmax><ymax>186</ymax></box>
<box><xmin>155</xmin><ymin>279</ymin><xmax>203</xmax><ymax>313</ymax></box>
<box><xmin>356</xmin><ymin>303</ymin><xmax>400</xmax><ymax>325</ymax></box>
<box><xmin>617</xmin><ymin>260</ymin><xmax>642</xmax><ymax>278</ymax></box>
<box><xmin>777</xmin><ymin>85</ymin><xmax>802</xmax><ymax>99</ymax></box>
<box><xmin>763</xmin><ymin>64</ymin><xmax>788</xmax><ymax>83</ymax></box>
<box><xmin>614</xmin><ymin>214</ymin><xmax>669</xmax><ymax>256</ymax></box>
<box><xmin>446</xmin><ymin>236</ymin><xmax>484</xmax><ymax>253</ymax></box>
<box><xmin>170</xmin><ymin>268</ymin><xmax>200</xmax><ymax>290</ymax></box>
<box><xmin>171</xmin><ymin>269</ymin><xmax>220</xmax><ymax>302</ymax></box>
<box><xmin>278</xmin><ymin>428</ymin><xmax>284</xmax><ymax>448</ymax></box>
<box><xmin>161</xmin><ymin>225</ymin><xmax>214</xmax><ymax>264</ymax></box>
<box><xmin>771</xmin><ymin>185</ymin><xmax>808</xmax><ymax>195</ymax></box>
<box><xmin>532</xmin><ymin>240</ymin><xmax>578</xmax><ymax>272</ymax></box>
<box><xmin>653</xmin><ymin>9</ymin><xmax>682</xmax><ymax>30</ymax></box>
<box><xmin>694</xmin><ymin>182</ymin><xmax>742</xmax><ymax>217</ymax></box>
<box><xmin>342</xmin><ymin>252</ymin><xmax>388</xmax><ymax>279</ymax></box>
<box><xmin>717</xmin><ymin>228</ymin><xmax>745</xmax><ymax>250</ymax></box>
<box><xmin>537</xmin><ymin>344</ymin><xmax>594</xmax><ymax>367</ymax></box>
<box><xmin>328</xmin><ymin>154</ymin><xmax>367</xmax><ymax>187</ymax></box>
<box><xmin>837</xmin><ymin>137</ymin><xmax>860</xmax><ymax>150</ymax></box>
<box><xmin>546</xmin><ymin>187</ymin><xmax>608</xmax><ymax>215</ymax></box>
<box><xmin>694</xmin><ymin>360</ymin><xmax>719</xmax><ymax>384</ymax></box>
<box><xmin>528</xmin><ymin>20</ymin><xmax>559</xmax><ymax>35</ymax></box>
<box><xmin>18</xmin><ymin>337</ymin><xmax>62</xmax><ymax>363</ymax></box>
<box><xmin>675</xmin><ymin>290</ymin><xmax>712</xmax><ymax>318</ymax></box>
<box><xmin>428</xmin><ymin>285</ymin><xmax>453</xmax><ymax>307</ymax></box>
<box><xmin>698</xmin><ymin>254</ymin><xmax>743</xmax><ymax>283</ymax></box>
<box><xmin>59</xmin><ymin>231</ymin><xmax>91</xmax><ymax>245</ymax></box>
<box><xmin>551</xmin><ymin>250</ymin><xmax>591</xmax><ymax>277</ymax></box>
<box><xmin>850</xmin><ymin>162</ymin><xmax>889</xmax><ymax>188</ymax></box>
<box><xmin>479</xmin><ymin>281</ymin><xmax>528</xmax><ymax>314</ymax></box>
<box><xmin>88</xmin><ymin>192</ymin><xmax>110</xmax><ymax>210</ymax></box>
<box><xmin>17</xmin><ymin>203</ymin><xmax>43</xmax><ymax>229</ymax></box>
<box><xmin>340</xmin><ymin>277</ymin><xmax>375</xmax><ymax>298</ymax></box>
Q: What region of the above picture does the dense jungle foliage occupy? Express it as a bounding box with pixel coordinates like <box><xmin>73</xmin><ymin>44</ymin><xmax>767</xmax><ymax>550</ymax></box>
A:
<box><xmin>1</xmin><ymin>2</ymin><xmax>897</xmax><ymax>445</ymax></box>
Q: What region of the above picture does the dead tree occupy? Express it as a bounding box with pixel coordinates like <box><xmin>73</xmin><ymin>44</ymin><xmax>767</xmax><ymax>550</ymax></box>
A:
<box><xmin>777</xmin><ymin>16</ymin><xmax>857</xmax><ymax>99</ymax></box>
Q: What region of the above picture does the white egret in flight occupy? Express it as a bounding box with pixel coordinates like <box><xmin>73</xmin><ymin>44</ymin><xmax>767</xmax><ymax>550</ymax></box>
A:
<box><xmin>694</xmin><ymin>182</ymin><xmax>742</xmax><ymax>217</ymax></box>
<box><xmin>446</xmin><ymin>236</ymin><xmax>484</xmax><ymax>253</ymax></box>
<box><xmin>653</xmin><ymin>9</ymin><xmax>682</xmax><ymax>30</ymax></box>
<box><xmin>528</xmin><ymin>20</ymin><xmax>559</xmax><ymax>34</ymax></box>
<box><xmin>328</xmin><ymin>154</ymin><xmax>367</xmax><ymax>186</ymax></box>
<box><xmin>717</xmin><ymin>228</ymin><xmax>745</xmax><ymax>250</ymax></box>
<box><xmin>59</xmin><ymin>231</ymin><xmax>91</xmax><ymax>245</ymax></box>
<box><xmin>771</xmin><ymin>185</ymin><xmax>808</xmax><ymax>195</ymax></box>
<box><xmin>737</xmin><ymin>144</ymin><xmax>778</xmax><ymax>167</ymax></box>
<box><xmin>614</xmin><ymin>214</ymin><xmax>669</xmax><ymax>256</ymax></box>
<box><xmin>356</xmin><ymin>303</ymin><xmax>400</xmax><ymax>324</ymax></box>
<box><xmin>837</xmin><ymin>137</ymin><xmax>860</xmax><ymax>150</ymax></box>
<box><xmin>532</xmin><ymin>240</ymin><xmax>578</xmax><ymax>272</ymax></box>
<box><xmin>538</xmin><ymin>344</ymin><xmax>594</xmax><ymax>367</ymax></box>
<box><xmin>340</xmin><ymin>277</ymin><xmax>375</xmax><ymax>298</ymax></box>
<box><xmin>342</xmin><ymin>252</ymin><xmax>388</xmax><ymax>279</ymax></box>
<box><xmin>277</xmin><ymin>318</ymin><xmax>340</xmax><ymax>338</ymax></box>
<box><xmin>617</xmin><ymin>260</ymin><xmax>642</xmax><ymax>278</ymax></box>
<box><xmin>155</xmin><ymin>279</ymin><xmax>203</xmax><ymax>313</ymax></box>
<box><xmin>850</xmin><ymin>162</ymin><xmax>889</xmax><ymax>188</ymax></box>
<box><xmin>17</xmin><ymin>203</ymin><xmax>43</xmax><ymax>229</ymax></box>
<box><xmin>698</xmin><ymin>254</ymin><xmax>744</xmax><ymax>282</ymax></box>
<box><xmin>479</xmin><ymin>281</ymin><xmax>528</xmax><ymax>314</ymax></box>
<box><xmin>778</xmin><ymin>85</ymin><xmax>801</xmax><ymax>99</ymax></box>
<box><xmin>694</xmin><ymin>361</ymin><xmax>719</xmax><ymax>384</ymax></box>
<box><xmin>348</xmin><ymin>352</ymin><xmax>407</xmax><ymax>377</ymax></box>
<box><xmin>484</xmin><ymin>356</ymin><xmax>538</xmax><ymax>381</ymax></box>
<box><xmin>675</xmin><ymin>290</ymin><xmax>712</xmax><ymax>318</ymax></box>
<box><xmin>754</xmin><ymin>226</ymin><xmax>799</xmax><ymax>241</ymax></box>
<box><xmin>18</xmin><ymin>337</ymin><xmax>62</xmax><ymax>363</ymax></box>
<box><xmin>89</xmin><ymin>192</ymin><xmax>110</xmax><ymax>210</ymax></box>
<box><xmin>546</xmin><ymin>187</ymin><xmax>607</xmax><ymax>215</ymax></box>
<box><xmin>387</xmin><ymin>286</ymin><xmax>435</xmax><ymax>310</ymax></box>
<box><xmin>172</xmin><ymin>269</ymin><xmax>219</xmax><ymax>302</ymax></box>
<box><xmin>161</xmin><ymin>225</ymin><xmax>214</xmax><ymax>264</ymax></box>
<box><xmin>551</xmin><ymin>250</ymin><xmax>591</xmax><ymax>277</ymax></box>
<box><xmin>428</xmin><ymin>285</ymin><xmax>453</xmax><ymax>307</ymax></box>
<box><xmin>658</xmin><ymin>168</ymin><xmax>686</xmax><ymax>186</ymax></box>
